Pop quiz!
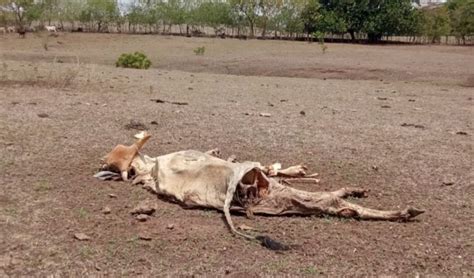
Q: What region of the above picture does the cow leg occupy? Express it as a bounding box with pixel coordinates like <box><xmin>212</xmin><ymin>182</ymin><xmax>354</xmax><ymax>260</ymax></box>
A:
<box><xmin>331</xmin><ymin>187</ymin><xmax>369</xmax><ymax>198</ymax></box>
<box><xmin>252</xmin><ymin>181</ymin><xmax>424</xmax><ymax>221</ymax></box>
<box><xmin>319</xmin><ymin>195</ymin><xmax>424</xmax><ymax>221</ymax></box>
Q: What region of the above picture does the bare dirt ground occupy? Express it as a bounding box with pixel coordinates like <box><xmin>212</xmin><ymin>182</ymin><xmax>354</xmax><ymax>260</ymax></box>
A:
<box><xmin>0</xmin><ymin>33</ymin><xmax>473</xmax><ymax>276</ymax></box>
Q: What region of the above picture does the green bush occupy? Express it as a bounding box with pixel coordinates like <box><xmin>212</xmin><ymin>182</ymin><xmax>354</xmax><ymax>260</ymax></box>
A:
<box><xmin>115</xmin><ymin>52</ymin><xmax>151</xmax><ymax>69</ymax></box>
<box><xmin>193</xmin><ymin>46</ymin><xmax>205</xmax><ymax>56</ymax></box>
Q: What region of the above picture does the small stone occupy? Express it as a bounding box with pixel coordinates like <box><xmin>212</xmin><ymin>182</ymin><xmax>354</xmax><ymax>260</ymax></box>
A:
<box><xmin>372</xmin><ymin>165</ymin><xmax>379</xmax><ymax>171</ymax></box>
<box><xmin>108</xmin><ymin>193</ymin><xmax>117</xmax><ymax>198</ymax></box>
<box><xmin>259</xmin><ymin>112</ymin><xmax>271</xmax><ymax>117</ymax></box>
<box><xmin>238</xmin><ymin>224</ymin><xmax>257</xmax><ymax>231</ymax></box>
<box><xmin>135</xmin><ymin>214</ymin><xmax>150</xmax><ymax>222</ymax></box>
<box><xmin>124</xmin><ymin>120</ymin><xmax>147</xmax><ymax>131</ymax></box>
<box><xmin>300</xmin><ymin>110</ymin><xmax>306</xmax><ymax>116</ymax></box>
<box><xmin>102</xmin><ymin>206</ymin><xmax>111</xmax><ymax>214</ymax></box>
<box><xmin>166</xmin><ymin>224</ymin><xmax>175</xmax><ymax>230</ymax></box>
<box><xmin>74</xmin><ymin>233</ymin><xmax>91</xmax><ymax>241</ymax></box>
<box><xmin>456</xmin><ymin>131</ymin><xmax>468</xmax><ymax>136</ymax></box>
<box><xmin>37</xmin><ymin>113</ymin><xmax>49</xmax><ymax>118</ymax></box>
<box><xmin>150</xmin><ymin>121</ymin><xmax>158</xmax><ymax>125</ymax></box>
<box><xmin>381</xmin><ymin>105</ymin><xmax>391</xmax><ymax>109</ymax></box>
<box><xmin>131</xmin><ymin>201</ymin><xmax>157</xmax><ymax>215</ymax></box>
<box><xmin>441</xmin><ymin>181</ymin><xmax>454</xmax><ymax>187</ymax></box>
<box><xmin>138</xmin><ymin>233</ymin><xmax>152</xmax><ymax>241</ymax></box>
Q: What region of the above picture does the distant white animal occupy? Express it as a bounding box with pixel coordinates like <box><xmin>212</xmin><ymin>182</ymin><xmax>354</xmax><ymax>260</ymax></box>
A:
<box><xmin>45</xmin><ymin>26</ymin><xmax>57</xmax><ymax>32</ymax></box>
<box><xmin>7</xmin><ymin>26</ymin><xmax>15</xmax><ymax>33</ymax></box>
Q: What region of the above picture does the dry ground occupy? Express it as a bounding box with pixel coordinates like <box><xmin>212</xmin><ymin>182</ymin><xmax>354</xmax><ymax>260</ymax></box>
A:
<box><xmin>0</xmin><ymin>33</ymin><xmax>473</xmax><ymax>276</ymax></box>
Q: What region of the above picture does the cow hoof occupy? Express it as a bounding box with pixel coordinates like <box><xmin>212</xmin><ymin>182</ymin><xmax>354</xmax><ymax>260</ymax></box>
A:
<box><xmin>400</xmin><ymin>207</ymin><xmax>425</xmax><ymax>221</ymax></box>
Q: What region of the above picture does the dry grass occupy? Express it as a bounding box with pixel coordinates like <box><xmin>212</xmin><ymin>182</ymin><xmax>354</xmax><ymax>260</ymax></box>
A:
<box><xmin>1</xmin><ymin>33</ymin><xmax>473</xmax><ymax>86</ymax></box>
<box><xmin>0</xmin><ymin>34</ymin><xmax>472</xmax><ymax>276</ymax></box>
<box><xmin>0</xmin><ymin>58</ymin><xmax>80</xmax><ymax>89</ymax></box>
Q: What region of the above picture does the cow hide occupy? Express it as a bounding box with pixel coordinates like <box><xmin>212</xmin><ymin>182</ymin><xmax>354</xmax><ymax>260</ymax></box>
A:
<box><xmin>98</xmin><ymin>134</ymin><xmax>425</xmax><ymax>249</ymax></box>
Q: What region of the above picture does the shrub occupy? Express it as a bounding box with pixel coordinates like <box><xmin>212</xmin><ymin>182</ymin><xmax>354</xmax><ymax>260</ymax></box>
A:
<box><xmin>116</xmin><ymin>52</ymin><xmax>151</xmax><ymax>69</ymax></box>
<box><xmin>312</xmin><ymin>31</ymin><xmax>328</xmax><ymax>53</ymax></box>
<box><xmin>193</xmin><ymin>46</ymin><xmax>205</xmax><ymax>56</ymax></box>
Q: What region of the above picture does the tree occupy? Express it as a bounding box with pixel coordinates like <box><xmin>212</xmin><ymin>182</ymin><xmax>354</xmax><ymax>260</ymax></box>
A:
<box><xmin>230</xmin><ymin>0</ymin><xmax>259</xmax><ymax>38</ymax></box>
<box><xmin>193</xmin><ymin>1</ymin><xmax>233</xmax><ymax>35</ymax></box>
<box><xmin>1</xmin><ymin>0</ymin><xmax>42</xmax><ymax>30</ymax></box>
<box><xmin>363</xmin><ymin>0</ymin><xmax>419</xmax><ymax>42</ymax></box>
<box><xmin>257</xmin><ymin>0</ymin><xmax>283</xmax><ymax>38</ymax></box>
<box><xmin>57</xmin><ymin>0</ymin><xmax>86</xmax><ymax>30</ymax></box>
<box><xmin>447</xmin><ymin>0</ymin><xmax>474</xmax><ymax>44</ymax></box>
<box><xmin>316</xmin><ymin>9</ymin><xmax>346</xmax><ymax>35</ymax></box>
<box><xmin>319</xmin><ymin>0</ymin><xmax>420</xmax><ymax>43</ymax></box>
<box><xmin>301</xmin><ymin>0</ymin><xmax>321</xmax><ymax>39</ymax></box>
<box><xmin>158</xmin><ymin>0</ymin><xmax>188</xmax><ymax>33</ymax></box>
<box><xmin>80</xmin><ymin>0</ymin><xmax>120</xmax><ymax>32</ymax></box>
<box><xmin>319</xmin><ymin>0</ymin><xmax>368</xmax><ymax>42</ymax></box>
<box><xmin>422</xmin><ymin>6</ymin><xmax>451</xmax><ymax>43</ymax></box>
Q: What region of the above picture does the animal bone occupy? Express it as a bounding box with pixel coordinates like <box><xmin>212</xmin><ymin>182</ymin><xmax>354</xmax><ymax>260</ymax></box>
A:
<box><xmin>263</xmin><ymin>163</ymin><xmax>318</xmax><ymax>178</ymax></box>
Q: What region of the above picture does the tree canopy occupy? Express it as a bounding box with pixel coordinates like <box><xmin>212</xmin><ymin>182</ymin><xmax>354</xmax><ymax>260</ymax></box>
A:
<box><xmin>0</xmin><ymin>0</ymin><xmax>472</xmax><ymax>43</ymax></box>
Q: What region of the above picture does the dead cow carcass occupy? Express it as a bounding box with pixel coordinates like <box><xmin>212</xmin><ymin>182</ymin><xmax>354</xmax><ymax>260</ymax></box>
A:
<box><xmin>97</xmin><ymin>132</ymin><xmax>424</xmax><ymax>249</ymax></box>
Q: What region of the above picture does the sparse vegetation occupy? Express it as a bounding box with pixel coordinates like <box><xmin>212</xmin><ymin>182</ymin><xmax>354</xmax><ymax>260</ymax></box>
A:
<box><xmin>1</xmin><ymin>62</ymin><xmax>8</xmax><ymax>81</ymax></box>
<box><xmin>1</xmin><ymin>58</ymin><xmax>80</xmax><ymax>89</ymax></box>
<box><xmin>312</xmin><ymin>31</ymin><xmax>327</xmax><ymax>53</ymax></box>
<box><xmin>116</xmin><ymin>52</ymin><xmax>152</xmax><ymax>69</ymax></box>
<box><xmin>193</xmin><ymin>46</ymin><xmax>206</xmax><ymax>56</ymax></box>
<box><xmin>301</xmin><ymin>265</ymin><xmax>323</xmax><ymax>275</ymax></box>
<box><xmin>1</xmin><ymin>0</ymin><xmax>472</xmax><ymax>44</ymax></box>
<box><xmin>34</xmin><ymin>180</ymin><xmax>52</xmax><ymax>192</ymax></box>
<box><xmin>78</xmin><ymin>207</ymin><xmax>89</xmax><ymax>218</ymax></box>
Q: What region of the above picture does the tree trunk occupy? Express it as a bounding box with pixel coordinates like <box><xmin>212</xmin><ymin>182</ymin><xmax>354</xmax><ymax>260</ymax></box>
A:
<box><xmin>368</xmin><ymin>33</ymin><xmax>382</xmax><ymax>43</ymax></box>
<box><xmin>261</xmin><ymin>21</ymin><xmax>267</xmax><ymax>39</ymax></box>
<box><xmin>249</xmin><ymin>22</ymin><xmax>254</xmax><ymax>38</ymax></box>
<box><xmin>349</xmin><ymin>30</ymin><xmax>356</xmax><ymax>42</ymax></box>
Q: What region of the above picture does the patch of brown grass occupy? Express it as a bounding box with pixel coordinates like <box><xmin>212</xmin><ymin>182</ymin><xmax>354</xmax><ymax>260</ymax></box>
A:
<box><xmin>463</xmin><ymin>75</ymin><xmax>474</xmax><ymax>87</ymax></box>
<box><xmin>0</xmin><ymin>58</ymin><xmax>80</xmax><ymax>89</ymax></box>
